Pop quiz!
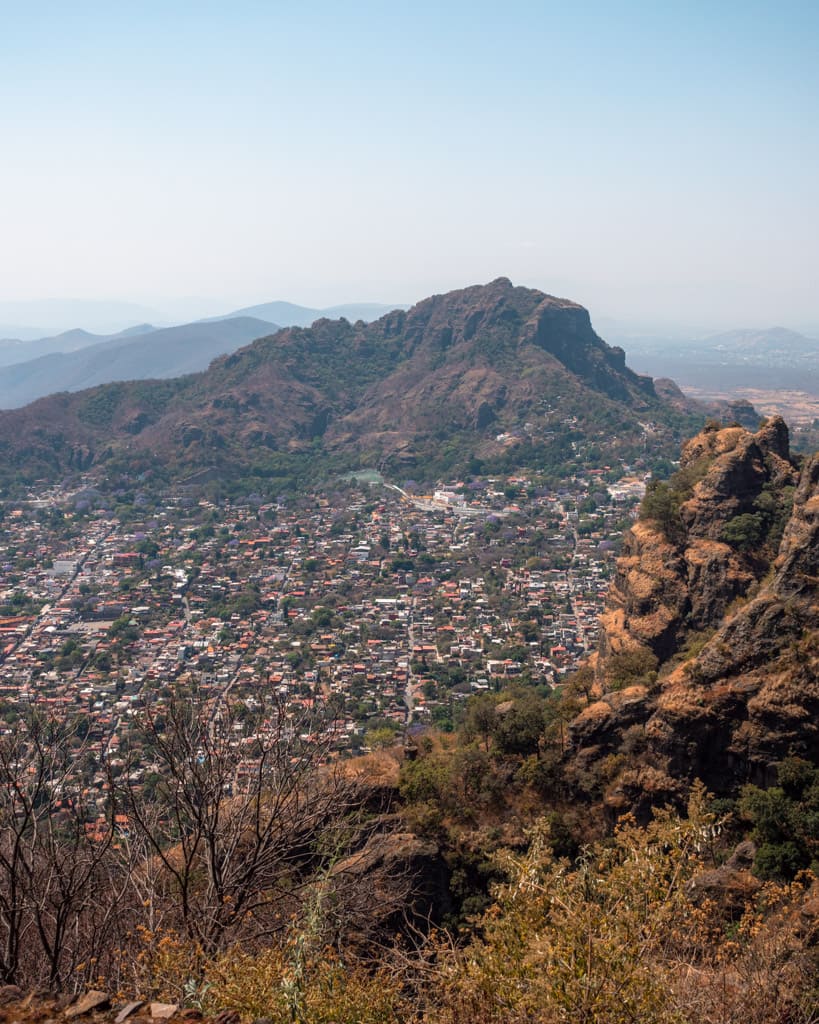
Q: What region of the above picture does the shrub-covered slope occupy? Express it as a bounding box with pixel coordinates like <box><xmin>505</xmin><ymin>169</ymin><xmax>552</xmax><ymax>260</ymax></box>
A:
<box><xmin>0</xmin><ymin>278</ymin><xmax>692</xmax><ymax>487</ymax></box>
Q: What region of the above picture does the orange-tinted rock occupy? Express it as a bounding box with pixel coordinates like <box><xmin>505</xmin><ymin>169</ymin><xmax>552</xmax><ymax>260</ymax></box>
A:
<box><xmin>571</xmin><ymin>418</ymin><xmax>819</xmax><ymax>809</ymax></box>
<box><xmin>65</xmin><ymin>992</ymin><xmax>111</xmax><ymax>1018</ymax></box>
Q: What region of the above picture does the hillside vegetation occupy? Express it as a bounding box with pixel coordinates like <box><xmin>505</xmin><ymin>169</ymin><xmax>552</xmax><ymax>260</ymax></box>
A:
<box><xmin>1</xmin><ymin>699</ymin><xmax>817</xmax><ymax>1024</ymax></box>
<box><xmin>0</xmin><ymin>279</ymin><xmax>698</xmax><ymax>491</ymax></box>
<box><xmin>2</xmin><ymin>361</ymin><xmax>818</xmax><ymax>1022</ymax></box>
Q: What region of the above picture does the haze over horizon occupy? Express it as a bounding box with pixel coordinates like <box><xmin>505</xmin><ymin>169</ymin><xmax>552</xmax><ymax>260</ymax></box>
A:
<box><xmin>2</xmin><ymin>2</ymin><xmax>818</xmax><ymax>332</ymax></box>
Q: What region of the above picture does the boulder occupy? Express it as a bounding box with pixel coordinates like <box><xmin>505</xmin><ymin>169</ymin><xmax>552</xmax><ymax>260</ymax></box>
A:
<box><xmin>65</xmin><ymin>991</ymin><xmax>111</xmax><ymax>1018</ymax></box>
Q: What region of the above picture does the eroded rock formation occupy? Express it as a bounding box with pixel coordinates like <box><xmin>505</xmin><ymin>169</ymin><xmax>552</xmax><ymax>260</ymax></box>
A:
<box><xmin>570</xmin><ymin>418</ymin><xmax>819</xmax><ymax>814</ymax></box>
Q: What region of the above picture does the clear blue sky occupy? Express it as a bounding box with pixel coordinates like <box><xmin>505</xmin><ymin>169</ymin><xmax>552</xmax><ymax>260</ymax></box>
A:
<box><xmin>1</xmin><ymin>0</ymin><xmax>817</xmax><ymax>328</ymax></box>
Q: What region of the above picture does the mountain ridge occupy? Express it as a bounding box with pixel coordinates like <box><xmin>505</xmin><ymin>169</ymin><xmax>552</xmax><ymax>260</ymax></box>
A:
<box><xmin>702</xmin><ymin>326</ymin><xmax>819</xmax><ymax>356</ymax></box>
<box><xmin>0</xmin><ymin>278</ymin><xmax>696</xmax><ymax>487</ymax></box>
<box><xmin>217</xmin><ymin>299</ymin><xmax>404</xmax><ymax>327</ymax></box>
<box><xmin>0</xmin><ymin>324</ymin><xmax>157</xmax><ymax>369</ymax></box>
<box><xmin>0</xmin><ymin>317</ymin><xmax>278</xmax><ymax>409</ymax></box>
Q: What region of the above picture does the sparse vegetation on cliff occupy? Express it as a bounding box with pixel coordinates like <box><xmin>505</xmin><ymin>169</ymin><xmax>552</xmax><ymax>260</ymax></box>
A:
<box><xmin>573</xmin><ymin>417</ymin><xmax>819</xmax><ymax>822</ymax></box>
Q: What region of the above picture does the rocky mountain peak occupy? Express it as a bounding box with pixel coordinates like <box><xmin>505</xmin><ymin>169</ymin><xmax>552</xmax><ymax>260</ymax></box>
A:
<box><xmin>0</xmin><ymin>280</ymin><xmax>684</xmax><ymax>487</ymax></box>
<box><xmin>569</xmin><ymin>417</ymin><xmax>819</xmax><ymax>815</ymax></box>
<box><xmin>677</xmin><ymin>416</ymin><xmax>795</xmax><ymax>541</ymax></box>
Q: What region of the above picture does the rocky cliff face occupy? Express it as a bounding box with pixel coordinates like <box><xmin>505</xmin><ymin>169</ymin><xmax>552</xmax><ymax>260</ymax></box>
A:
<box><xmin>570</xmin><ymin>418</ymin><xmax>819</xmax><ymax>815</ymax></box>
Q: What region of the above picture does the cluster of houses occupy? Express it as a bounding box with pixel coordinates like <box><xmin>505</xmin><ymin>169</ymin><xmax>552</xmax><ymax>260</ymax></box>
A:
<box><xmin>0</xmin><ymin>467</ymin><xmax>643</xmax><ymax>825</ymax></box>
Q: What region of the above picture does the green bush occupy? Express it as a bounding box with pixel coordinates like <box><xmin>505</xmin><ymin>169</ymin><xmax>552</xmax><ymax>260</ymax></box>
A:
<box><xmin>493</xmin><ymin>693</ymin><xmax>546</xmax><ymax>756</ymax></box>
<box><xmin>606</xmin><ymin>647</ymin><xmax>659</xmax><ymax>691</ymax></box>
<box><xmin>640</xmin><ymin>480</ymin><xmax>682</xmax><ymax>539</ymax></box>
<box><xmin>640</xmin><ymin>456</ymin><xmax>712</xmax><ymax>542</ymax></box>
<box><xmin>720</xmin><ymin>512</ymin><xmax>765</xmax><ymax>550</ymax></box>
<box><xmin>739</xmin><ymin>757</ymin><xmax>819</xmax><ymax>879</ymax></box>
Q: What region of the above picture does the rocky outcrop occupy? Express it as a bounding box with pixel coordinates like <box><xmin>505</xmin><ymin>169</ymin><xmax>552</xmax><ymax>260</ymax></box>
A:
<box><xmin>677</xmin><ymin>417</ymin><xmax>793</xmax><ymax>539</ymax></box>
<box><xmin>570</xmin><ymin>419</ymin><xmax>819</xmax><ymax>808</ymax></box>
<box><xmin>600</xmin><ymin>420</ymin><xmax>796</xmax><ymax>669</ymax></box>
<box><xmin>653</xmin><ymin>378</ymin><xmax>761</xmax><ymax>430</ymax></box>
<box><xmin>689</xmin><ymin>840</ymin><xmax>763</xmax><ymax>916</ymax></box>
<box><xmin>333</xmin><ymin>828</ymin><xmax>451</xmax><ymax>930</ymax></box>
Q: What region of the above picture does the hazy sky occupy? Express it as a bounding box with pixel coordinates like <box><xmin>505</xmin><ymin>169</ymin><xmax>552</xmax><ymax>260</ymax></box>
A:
<box><xmin>1</xmin><ymin>1</ymin><xmax>818</xmax><ymax>329</ymax></box>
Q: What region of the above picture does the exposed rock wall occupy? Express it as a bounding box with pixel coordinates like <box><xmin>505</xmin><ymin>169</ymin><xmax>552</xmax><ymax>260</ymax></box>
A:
<box><xmin>570</xmin><ymin>418</ymin><xmax>819</xmax><ymax>813</ymax></box>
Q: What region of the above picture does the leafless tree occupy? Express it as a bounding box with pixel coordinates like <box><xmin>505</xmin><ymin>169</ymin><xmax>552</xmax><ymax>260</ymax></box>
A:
<box><xmin>118</xmin><ymin>692</ymin><xmax>369</xmax><ymax>954</ymax></box>
<box><xmin>0</xmin><ymin>713</ymin><xmax>125</xmax><ymax>989</ymax></box>
<box><xmin>0</xmin><ymin>694</ymin><xmax>424</xmax><ymax>995</ymax></box>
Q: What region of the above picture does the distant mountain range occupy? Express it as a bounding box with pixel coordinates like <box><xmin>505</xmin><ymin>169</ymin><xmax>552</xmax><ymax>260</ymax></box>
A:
<box><xmin>0</xmin><ymin>300</ymin><xmax>403</xmax><ymax>409</ymax></box>
<box><xmin>700</xmin><ymin>327</ymin><xmax>819</xmax><ymax>360</ymax></box>
<box><xmin>625</xmin><ymin>327</ymin><xmax>819</xmax><ymax>394</ymax></box>
<box><xmin>0</xmin><ymin>278</ymin><xmax>705</xmax><ymax>489</ymax></box>
<box><xmin>627</xmin><ymin>326</ymin><xmax>819</xmax><ymax>363</ymax></box>
<box><xmin>214</xmin><ymin>300</ymin><xmax>403</xmax><ymax>328</ymax></box>
<box><xmin>0</xmin><ymin>318</ymin><xmax>278</xmax><ymax>409</ymax></box>
<box><xmin>0</xmin><ymin>324</ymin><xmax>157</xmax><ymax>369</ymax></box>
<box><xmin>4</xmin><ymin>295</ymin><xmax>813</xmax><ymax>415</ymax></box>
